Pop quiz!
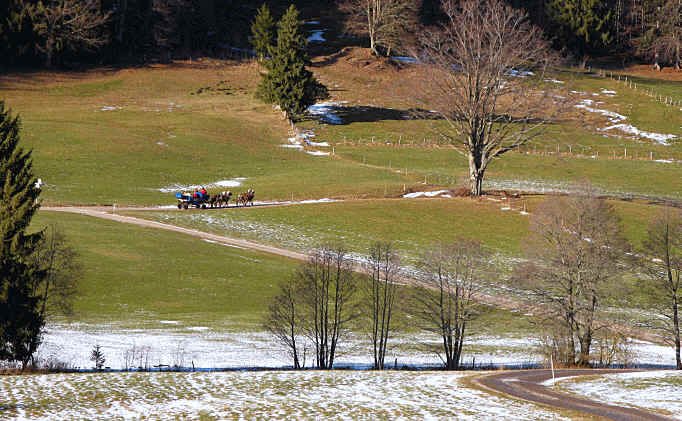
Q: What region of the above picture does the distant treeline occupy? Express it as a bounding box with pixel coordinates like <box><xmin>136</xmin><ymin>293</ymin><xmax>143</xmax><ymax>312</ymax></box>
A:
<box><xmin>0</xmin><ymin>0</ymin><xmax>334</xmax><ymax>67</ymax></box>
<box><xmin>1</xmin><ymin>0</ymin><xmax>679</xmax><ymax>69</ymax></box>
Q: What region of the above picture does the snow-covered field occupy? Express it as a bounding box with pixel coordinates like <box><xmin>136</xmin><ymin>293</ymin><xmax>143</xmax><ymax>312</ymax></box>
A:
<box><xmin>0</xmin><ymin>370</ymin><xmax>570</xmax><ymax>420</ymax></box>
<box><xmin>35</xmin><ymin>323</ymin><xmax>678</xmax><ymax>372</ymax></box>
<box><xmin>555</xmin><ymin>370</ymin><xmax>682</xmax><ymax>420</ymax></box>
<box><xmin>36</xmin><ymin>324</ymin><xmax>545</xmax><ymax>370</ymax></box>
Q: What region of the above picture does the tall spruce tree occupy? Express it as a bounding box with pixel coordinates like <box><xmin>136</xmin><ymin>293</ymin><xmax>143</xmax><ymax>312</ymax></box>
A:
<box><xmin>546</xmin><ymin>0</ymin><xmax>615</xmax><ymax>68</ymax></box>
<box><xmin>0</xmin><ymin>100</ymin><xmax>45</xmax><ymax>370</ymax></box>
<box><xmin>257</xmin><ymin>4</ymin><xmax>328</xmax><ymax>121</ymax></box>
<box><xmin>250</xmin><ymin>3</ymin><xmax>276</xmax><ymax>62</ymax></box>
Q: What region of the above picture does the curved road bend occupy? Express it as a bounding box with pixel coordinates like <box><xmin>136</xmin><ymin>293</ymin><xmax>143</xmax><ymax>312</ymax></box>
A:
<box><xmin>475</xmin><ymin>369</ymin><xmax>675</xmax><ymax>421</ymax></box>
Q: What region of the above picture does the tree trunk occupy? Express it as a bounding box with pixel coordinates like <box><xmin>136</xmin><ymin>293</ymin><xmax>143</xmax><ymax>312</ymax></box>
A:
<box><xmin>674</xmin><ymin>294</ymin><xmax>681</xmax><ymax>369</ymax></box>
<box><xmin>654</xmin><ymin>53</ymin><xmax>661</xmax><ymax>71</ymax></box>
<box><xmin>577</xmin><ymin>332</ymin><xmax>592</xmax><ymax>367</ymax></box>
<box><xmin>579</xmin><ymin>56</ymin><xmax>587</xmax><ymax>70</ymax></box>
<box><xmin>45</xmin><ymin>43</ymin><xmax>53</xmax><ymax>69</ymax></box>
<box><xmin>468</xmin><ymin>158</ymin><xmax>484</xmax><ymax>196</ymax></box>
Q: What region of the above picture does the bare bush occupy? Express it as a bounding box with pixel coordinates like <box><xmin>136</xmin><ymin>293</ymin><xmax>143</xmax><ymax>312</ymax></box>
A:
<box><xmin>363</xmin><ymin>241</ymin><xmax>401</xmax><ymax>369</ymax></box>
<box><xmin>409</xmin><ymin>240</ymin><xmax>491</xmax><ymax>370</ymax></box>
<box><xmin>30</xmin><ymin>0</ymin><xmax>110</xmax><ymax>68</ymax></box>
<box><xmin>517</xmin><ymin>190</ymin><xmax>630</xmax><ymax>366</ymax></box>
<box><xmin>340</xmin><ymin>0</ymin><xmax>420</xmax><ymax>56</ymax></box>
<box><xmin>265</xmin><ymin>245</ymin><xmax>358</xmax><ymax>369</ymax></box>
<box><xmin>635</xmin><ymin>209</ymin><xmax>682</xmax><ymax>369</ymax></box>
<box><xmin>264</xmin><ymin>276</ymin><xmax>307</xmax><ymax>369</ymax></box>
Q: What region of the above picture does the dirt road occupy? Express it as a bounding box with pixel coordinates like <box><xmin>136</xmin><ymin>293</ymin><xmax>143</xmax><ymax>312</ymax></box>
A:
<box><xmin>475</xmin><ymin>369</ymin><xmax>676</xmax><ymax>421</ymax></box>
<box><xmin>46</xmin><ymin>206</ymin><xmax>309</xmax><ymax>262</ymax></box>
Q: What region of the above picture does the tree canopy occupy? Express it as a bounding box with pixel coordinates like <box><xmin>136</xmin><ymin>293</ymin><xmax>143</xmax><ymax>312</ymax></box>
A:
<box><xmin>257</xmin><ymin>4</ymin><xmax>328</xmax><ymax>121</ymax></box>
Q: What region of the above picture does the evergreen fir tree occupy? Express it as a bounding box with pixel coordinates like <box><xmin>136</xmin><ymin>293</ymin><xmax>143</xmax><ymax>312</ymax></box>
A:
<box><xmin>546</xmin><ymin>0</ymin><xmax>615</xmax><ymax>68</ymax></box>
<box><xmin>0</xmin><ymin>100</ymin><xmax>45</xmax><ymax>369</ymax></box>
<box><xmin>257</xmin><ymin>5</ymin><xmax>328</xmax><ymax>121</ymax></box>
<box><xmin>250</xmin><ymin>3</ymin><xmax>276</xmax><ymax>62</ymax></box>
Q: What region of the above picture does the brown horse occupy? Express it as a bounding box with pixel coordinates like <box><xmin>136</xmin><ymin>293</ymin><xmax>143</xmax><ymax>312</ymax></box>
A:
<box><xmin>237</xmin><ymin>192</ymin><xmax>247</xmax><ymax>207</ymax></box>
<box><xmin>246</xmin><ymin>189</ymin><xmax>255</xmax><ymax>206</ymax></box>
<box><xmin>218</xmin><ymin>191</ymin><xmax>232</xmax><ymax>207</ymax></box>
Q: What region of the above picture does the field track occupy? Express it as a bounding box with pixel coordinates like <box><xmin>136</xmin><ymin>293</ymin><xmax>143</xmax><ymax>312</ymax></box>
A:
<box><xmin>44</xmin><ymin>204</ymin><xmax>309</xmax><ymax>261</ymax></box>
<box><xmin>43</xmin><ymin>201</ymin><xmax>663</xmax><ymax>344</ymax></box>
<box><xmin>474</xmin><ymin>369</ymin><xmax>677</xmax><ymax>421</ymax></box>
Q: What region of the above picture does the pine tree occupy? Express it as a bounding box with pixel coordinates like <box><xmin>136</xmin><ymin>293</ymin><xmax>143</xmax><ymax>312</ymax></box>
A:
<box><xmin>546</xmin><ymin>0</ymin><xmax>615</xmax><ymax>68</ymax></box>
<box><xmin>250</xmin><ymin>3</ymin><xmax>276</xmax><ymax>62</ymax></box>
<box><xmin>257</xmin><ymin>5</ymin><xmax>328</xmax><ymax>121</ymax></box>
<box><xmin>0</xmin><ymin>100</ymin><xmax>45</xmax><ymax>370</ymax></box>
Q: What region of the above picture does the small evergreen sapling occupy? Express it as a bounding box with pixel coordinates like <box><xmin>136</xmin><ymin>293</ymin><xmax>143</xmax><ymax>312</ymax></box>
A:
<box><xmin>90</xmin><ymin>344</ymin><xmax>105</xmax><ymax>370</ymax></box>
<box><xmin>250</xmin><ymin>3</ymin><xmax>276</xmax><ymax>62</ymax></box>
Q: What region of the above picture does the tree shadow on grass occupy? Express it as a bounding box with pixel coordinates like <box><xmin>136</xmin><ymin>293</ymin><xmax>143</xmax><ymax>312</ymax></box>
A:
<box><xmin>305</xmin><ymin>104</ymin><xmax>441</xmax><ymax>125</ymax></box>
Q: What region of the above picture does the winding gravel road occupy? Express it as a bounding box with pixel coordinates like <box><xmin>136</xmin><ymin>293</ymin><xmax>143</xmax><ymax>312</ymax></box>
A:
<box><xmin>475</xmin><ymin>369</ymin><xmax>676</xmax><ymax>421</ymax></box>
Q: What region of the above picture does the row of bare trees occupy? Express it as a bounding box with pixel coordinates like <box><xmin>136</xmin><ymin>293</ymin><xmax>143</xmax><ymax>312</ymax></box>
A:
<box><xmin>265</xmin><ymin>240</ymin><xmax>490</xmax><ymax>370</ymax></box>
<box><xmin>265</xmin><ymin>193</ymin><xmax>681</xmax><ymax>370</ymax></box>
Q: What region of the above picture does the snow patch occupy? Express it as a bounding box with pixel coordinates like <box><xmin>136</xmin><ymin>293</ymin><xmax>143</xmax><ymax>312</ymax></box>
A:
<box><xmin>307</xmin><ymin>101</ymin><xmax>346</xmax><ymax>125</ymax></box>
<box><xmin>575</xmin><ymin>100</ymin><xmax>627</xmax><ymax>122</ymax></box>
<box><xmin>544</xmin><ymin>78</ymin><xmax>564</xmax><ymax>84</ymax></box>
<box><xmin>157</xmin><ymin>178</ymin><xmax>246</xmax><ymax>193</ymax></box>
<box><xmin>307</xmin><ymin>30</ymin><xmax>326</xmax><ymax>43</ymax></box>
<box><xmin>556</xmin><ymin>370</ymin><xmax>682</xmax><ymax>419</ymax></box>
<box><xmin>508</xmin><ymin>70</ymin><xmax>534</xmax><ymax>77</ymax></box>
<box><xmin>598</xmin><ymin>124</ymin><xmax>676</xmax><ymax>145</ymax></box>
<box><xmin>403</xmin><ymin>190</ymin><xmax>450</xmax><ymax>198</ymax></box>
<box><xmin>305</xmin><ymin>140</ymin><xmax>330</xmax><ymax>147</ymax></box>
<box><xmin>100</xmin><ymin>106</ymin><xmax>122</xmax><ymax>111</ymax></box>
<box><xmin>306</xmin><ymin>150</ymin><xmax>330</xmax><ymax>156</ymax></box>
<box><xmin>392</xmin><ymin>56</ymin><xmax>418</xmax><ymax>64</ymax></box>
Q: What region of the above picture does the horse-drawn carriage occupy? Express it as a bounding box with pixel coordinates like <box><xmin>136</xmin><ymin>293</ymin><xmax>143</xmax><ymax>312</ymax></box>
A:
<box><xmin>175</xmin><ymin>189</ymin><xmax>247</xmax><ymax>209</ymax></box>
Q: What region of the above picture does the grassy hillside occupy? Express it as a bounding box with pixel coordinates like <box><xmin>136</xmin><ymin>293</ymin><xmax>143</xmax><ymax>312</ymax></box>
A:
<box><xmin>1</xmin><ymin>53</ymin><xmax>679</xmax><ymax>206</ymax></box>
<box><xmin>1</xmin><ymin>63</ymin><xmax>411</xmax><ymax>205</ymax></box>
<box><xmin>131</xmin><ymin>197</ymin><xmax>662</xmax><ymax>263</ymax></box>
<box><xmin>33</xmin><ymin>211</ymin><xmax>300</xmax><ymax>329</ymax></box>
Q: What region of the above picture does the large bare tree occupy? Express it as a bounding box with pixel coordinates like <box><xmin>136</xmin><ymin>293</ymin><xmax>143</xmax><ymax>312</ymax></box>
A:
<box><xmin>410</xmin><ymin>240</ymin><xmax>490</xmax><ymax>370</ymax></box>
<box><xmin>517</xmin><ymin>191</ymin><xmax>629</xmax><ymax>366</ymax></box>
<box><xmin>414</xmin><ymin>0</ymin><xmax>560</xmax><ymax>196</ymax></box>
<box><xmin>340</xmin><ymin>0</ymin><xmax>420</xmax><ymax>56</ymax></box>
<box><xmin>636</xmin><ymin>209</ymin><xmax>681</xmax><ymax>369</ymax></box>
<box><xmin>30</xmin><ymin>0</ymin><xmax>110</xmax><ymax>68</ymax></box>
<box><xmin>363</xmin><ymin>241</ymin><xmax>401</xmax><ymax>370</ymax></box>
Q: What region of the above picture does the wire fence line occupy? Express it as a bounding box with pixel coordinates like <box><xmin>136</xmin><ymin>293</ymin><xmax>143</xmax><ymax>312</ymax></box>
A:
<box><xmin>595</xmin><ymin>68</ymin><xmax>682</xmax><ymax>108</ymax></box>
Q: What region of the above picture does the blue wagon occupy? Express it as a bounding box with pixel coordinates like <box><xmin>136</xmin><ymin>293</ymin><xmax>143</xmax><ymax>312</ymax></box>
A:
<box><xmin>175</xmin><ymin>192</ymin><xmax>209</xmax><ymax>209</ymax></box>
